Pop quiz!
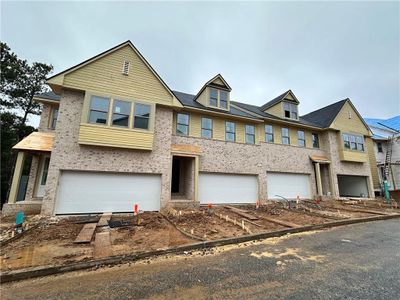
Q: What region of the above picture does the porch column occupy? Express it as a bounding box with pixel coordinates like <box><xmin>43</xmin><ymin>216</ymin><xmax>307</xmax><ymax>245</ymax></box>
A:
<box><xmin>8</xmin><ymin>151</ymin><xmax>26</xmax><ymax>204</ymax></box>
<box><xmin>194</xmin><ymin>156</ymin><xmax>200</xmax><ymax>202</ymax></box>
<box><xmin>315</xmin><ymin>162</ymin><xmax>323</xmax><ymax>196</ymax></box>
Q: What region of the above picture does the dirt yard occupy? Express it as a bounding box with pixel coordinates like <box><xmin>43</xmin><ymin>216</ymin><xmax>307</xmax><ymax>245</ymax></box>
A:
<box><xmin>1</xmin><ymin>199</ymin><xmax>398</xmax><ymax>272</ymax></box>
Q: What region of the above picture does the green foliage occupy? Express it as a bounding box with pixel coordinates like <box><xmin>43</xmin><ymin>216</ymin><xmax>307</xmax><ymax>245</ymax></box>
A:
<box><xmin>1</xmin><ymin>112</ymin><xmax>35</xmax><ymax>206</ymax></box>
<box><xmin>0</xmin><ymin>41</ymin><xmax>53</xmax><ymax>133</ymax></box>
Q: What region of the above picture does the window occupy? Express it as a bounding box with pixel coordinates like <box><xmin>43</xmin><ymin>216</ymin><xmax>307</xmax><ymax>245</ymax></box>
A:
<box><xmin>201</xmin><ymin>117</ymin><xmax>213</xmax><ymax>138</ymax></box>
<box><xmin>209</xmin><ymin>89</ymin><xmax>218</xmax><ymax>107</ymax></box>
<box><xmin>343</xmin><ymin>134</ymin><xmax>350</xmax><ymax>149</ymax></box>
<box><xmin>112</xmin><ymin>100</ymin><xmax>131</xmax><ymax>127</ymax></box>
<box><xmin>122</xmin><ymin>60</ymin><xmax>130</xmax><ymax>75</ymax></box>
<box><xmin>356</xmin><ymin>136</ymin><xmax>364</xmax><ymax>151</ymax></box>
<box><xmin>89</xmin><ymin>96</ymin><xmax>110</xmax><ymax>124</ymax></box>
<box><xmin>298</xmin><ymin>130</ymin><xmax>305</xmax><ymax>147</ymax></box>
<box><xmin>245</xmin><ymin>125</ymin><xmax>255</xmax><ymax>144</ymax></box>
<box><xmin>283</xmin><ymin>102</ymin><xmax>298</xmax><ymax>119</ymax></box>
<box><xmin>50</xmin><ymin>107</ymin><xmax>58</xmax><ymax>129</ymax></box>
<box><xmin>220</xmin><ymin>91</ymin><xmax>228</xmax><ymax>109</ymax></box>
<box><xmin>350</xmin><ymin>135</ymin><xmax>357</xmax><ymax>150</ymax></box>
<box><xmin>265</xmin><ymin>125</ymin><xmax>274</xmax><ymax>142</ymax></box>
<box><xmin>176</xmin><ymin>113</ymin><xmax>189</xmax><ymax>135</ymax></box>
<box><xmin>343</xmin><ymin>133</ymin><xmax>364</xmax><ymax>152</ymax></box>
<box><xmin>41</xmin><ymin>157</ymin><xmax>50</xmax><ymax>185</ymax></box>
<box><xmin>312</xmin><ymin>133</ymin><xmax>319</xmax><ymax>148</ymax></box>
<box><xmin>133</xmin><ymin>103</ymin><xmax>151</xmax><ymax>129</ymax></box>
<box><xmin>225</xmin><ymin>121</ymin><xmax>236</xmax><ymax>142</ymax></box>
<box><xmin>282</xmin><ymin>128</ymin><xmax>290</xmax><ymax>145</ymax></box>
<box><xmin>377</xmin><ymin>142</ymin><xmax>383</xmax><ymax>153</ymax></box>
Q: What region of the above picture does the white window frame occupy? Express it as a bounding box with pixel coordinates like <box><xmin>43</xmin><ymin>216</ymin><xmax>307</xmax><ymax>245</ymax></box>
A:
<box><xmin>265</xmin><ymin>125</ymin><xmax>274</xmax><ymax>143</ymax></box>
<box><xmin>342</xmin><ymin>133</ymin><xmax>365</xmax><ymax>152</ymax></box>
<box><xmin>282</xmin><ymin>127</ymin><xmax>290</xmax><ymax>145</ymax></box>
<box><xmin>283</xmin><ymin>102</ymin><xmax>298</xmax><ymax>120</ymax></box>
<box><xmin>201</xmin><ymin>117</ymin><xmax>213</xmax><ymax>139</ymax></box>
<box><xmin>297</xmin><ymin>130</ymin><xmax>306</xmax><ymax>147</ymax></box>
<box><xmin>245</xmin><ymin>125</ymin><xmax>255</xmax><ymax>144</ymax></box>
<box><xmin>176</xmin><ymin>113</ymin><xmax>190</xmax><ymax>136</ymax></box>
<box><xmin>225</xmin><ymin>121</ymin><xmax>236</xmax><ymax>142</ymax></box>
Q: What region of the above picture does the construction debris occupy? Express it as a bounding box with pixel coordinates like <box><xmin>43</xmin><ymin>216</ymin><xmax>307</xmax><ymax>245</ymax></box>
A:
<box><xmin>74</xmin><ymin>223</ymin><xmax>97</xmax><ymax>243</ymax></box>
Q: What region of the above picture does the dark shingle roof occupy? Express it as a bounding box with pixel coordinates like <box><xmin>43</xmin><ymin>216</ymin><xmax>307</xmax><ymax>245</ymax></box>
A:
<box><xmin>173</xmin><ymin>91</ymin><xmax>260</xmax><ymax>120</ymax></box>
<box><xmin>260</xmin><ymin>90</ymin><xmax>291</xmax><ymax>111</ymax></box>
<box><xmin>301</xmin><ymin>99</ymin><xmax>347</xmax><ymax>128</ymax></box>
<box><xmin>34</xmin><ymin>91</ymin><xmax>61</xmax><ymax>101</ymax></box>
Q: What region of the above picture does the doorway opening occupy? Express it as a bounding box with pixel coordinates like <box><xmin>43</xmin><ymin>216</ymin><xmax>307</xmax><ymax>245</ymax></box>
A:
<box><xmin>171</xmin><ymin>156</ymin><xmax>195</xmax><ymax>201</ymax></box>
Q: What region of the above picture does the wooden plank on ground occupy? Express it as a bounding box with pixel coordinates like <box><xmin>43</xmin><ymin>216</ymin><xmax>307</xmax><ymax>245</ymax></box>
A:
<box><xmin>329</xmin><ymin>206</ymin><xmax>391</xmax><ymax>216</ymax></box>
<box><xmin>94</xmin><ymin>231</ymin><xmax>112</xmax><ymax>258</ymax></box>
<box><xmin>74</xmin><ymin>223</ymin><xmax>97</xmax><ymax>244</ymax></box>
<box><xmin>224</xmin><ymin>206</ymin><xmax>258</xmax><ymax>220</ymax></box>
<box><xmin>258</xmin><ymin>216</ymin><xmax>301</xmax><ymax>228</ymax></box>
<box><xmin>97</xmin><ymin>212</ymin><xmax>112</xmax><ymax>227</ymax></box>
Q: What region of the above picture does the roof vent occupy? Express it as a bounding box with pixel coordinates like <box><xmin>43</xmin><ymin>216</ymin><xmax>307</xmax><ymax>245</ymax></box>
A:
<box><xmin>122</xmin><ymin>60</ymin><xmax>130</xmax><ymax>75</ymax></box>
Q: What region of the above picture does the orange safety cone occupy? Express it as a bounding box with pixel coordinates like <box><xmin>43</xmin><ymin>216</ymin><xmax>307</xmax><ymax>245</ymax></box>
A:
<box><xmin>256</xmin><ymin>200</ymin><xmax>260</xmax><ymax>210</ymax></box>
<box><xmin>134</xmin><ymin>204</ymin><xmax>138</xmax><ymax>216</ymax></box>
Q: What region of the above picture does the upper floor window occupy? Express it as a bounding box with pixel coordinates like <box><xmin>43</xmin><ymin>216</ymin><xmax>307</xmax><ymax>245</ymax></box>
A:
<box><xmin>265</xmin><ymin>125</ymin><xmax>274</xmax><ymax>142</ymax></box>
<box><xmin>112</xmin><ymin>100</ymin><xmax>131</xmax><ymax>127</ymax></box>
<box><xmin>282</xmin><ymin>128</ymin><xmax>290</xmax><ymax>145</ymax></box>
<box><xmin>209</xmin><ymin>89</ymin><xmax>218</xmax><ymax>107</ymax></box>
<box><xmin>201</xmin><ymin>117</ymin><xmax>213</xmax><ymax>138</ymax></box>
<box><xmin>298</xmin><ymin>130</ymin><xmax>305</xmax><ymax>147</ymax></box>
<box><xmin>89</xmin><ymin>96</ymin><xmax>110</xmax><ymax>124</ymax></box>
<box><xmin>312</xmin><ymin>133</ymin><xmax>319</xmax><ymax>148</ymax></box>
<box><xmin>176</xmin><ymin>113</ymin><xmax>189</xmax><ymax>135</ymax></box>
<box><xmin>50</xmin><ymin>107</ymin><xmax>58</xmax><ymax>129</ymax></box>
<box><xmin>377</xmin><ymin>142</ymin><xmax>383</xmax><ymax>153</ymax></box>
<box><xmin>245</xmin><ymin>125</ymin><xmax>255</xmax><ymax>144</ymax></box>
<box><xmin>225</xmin><ymin>121</ymin><xmax>236</xmax><ymax>142</ymax></box>
<box><xmin>134</xmin><ymin>103</ymin><xmax>151</xmax><ymax>130</ymax></box>
<box><xmin>220</xmin><ymin>91</ymin><xmax>228</xmax><ymax>109</ymax></box>
<box><xmin>283</xmin><ymin>102</ymin><xmax>298</xmax><ymax>119</ymax></box>
<box><xmin>343</xmin><ymin>133</ymin><xmax>364</xmax><ymax>152</ymax></box>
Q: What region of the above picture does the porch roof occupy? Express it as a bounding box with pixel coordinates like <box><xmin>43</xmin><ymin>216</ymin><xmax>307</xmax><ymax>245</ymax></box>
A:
<box><xmin>13</xmin><ymin>132</ymin><xmax>54</xmax><ymax>152</ymax></box>
<box><xmin>310</xmin><ymin>155</ymin><xmax>330</xmax><ymax>164</ymax></box>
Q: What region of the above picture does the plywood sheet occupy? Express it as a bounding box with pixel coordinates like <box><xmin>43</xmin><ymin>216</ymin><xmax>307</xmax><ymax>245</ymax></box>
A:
<box><xmin>13</xmin><ymin>132</ymin><xmax>54</xmax><ymax>152</ymax></box>
<box><xmin>74</xmin><ymin>223</ymin><xmax>97</xmax><ymax>243</ymax></box>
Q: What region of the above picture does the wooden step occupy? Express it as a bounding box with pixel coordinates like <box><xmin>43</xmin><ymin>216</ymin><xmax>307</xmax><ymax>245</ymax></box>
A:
<box><xmin>74</xmin><ymin>223</ymin><xmax>97</xmax><ymax>244</ymax></box>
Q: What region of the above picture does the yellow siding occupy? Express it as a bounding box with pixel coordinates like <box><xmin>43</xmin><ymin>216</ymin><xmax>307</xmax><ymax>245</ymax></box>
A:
<box><xmin>212</xmin><ymin>78</ymin><xmax>224</xmax><ymax>85</ymax></box>
<box><xmin>339</xmin><ymin>150</ymin><xmax>368</xmax><ymax>162</ymax></box>
<box><xmin>289</xmin><ymin>128</ymin><xmax>297</xmax><ymax>146</ymax></box>
<box><xmin>196</xmin><ymin>88</ymin><xmax>208</xmax><ymax>107</ymax></box>
<box><xmin>63</xmin><ymin>45</ymin><xmax>173</xmax><ymax>105</ymax></box>
<box><xmin>330</xmin><ymin>101</ymin><xmax>370</xmax><ymax>135</ymax></box>
<box><xmin>365</xmin><ymin>137</ymin><xmax>380</xmax><ymax>189</ymax></box>
<box><xmin>176</xmin><ymin>112</ymin><xmax>258</xmax><ymax>143</ymax></box>
<box><xmin>265</xmin><ymin>102</ymin><xmax>282</xmax><ymax>117</ymax></box>
<box><xmin>78</xmin><ymin>124</ymin><xmax>154</xmax><ymax>150</ymax></box>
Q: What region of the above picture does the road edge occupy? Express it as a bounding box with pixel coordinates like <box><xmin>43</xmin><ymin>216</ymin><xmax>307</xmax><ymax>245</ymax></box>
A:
<box><xmin>1</xmin><ymin>214</ymin><xmax>399</xmax><ymax>283</ymax></box>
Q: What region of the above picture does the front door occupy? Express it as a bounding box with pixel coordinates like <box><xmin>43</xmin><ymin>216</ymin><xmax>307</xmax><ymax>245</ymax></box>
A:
<box><xmin>35</xmin><ymin>155</ymin><xmax>50</xmax><ymax>198</ymax></box>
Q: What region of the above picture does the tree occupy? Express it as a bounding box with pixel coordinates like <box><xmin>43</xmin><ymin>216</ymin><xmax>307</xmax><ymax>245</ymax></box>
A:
<box><xmin>0</xmin><ymin>41</ymin><xmax>53</xmax><ymax>139</ymax></box>
<box><xmin>1</xmin><ymin>112</ymin><xmax>35</xmax><ymax>206</ymax></box>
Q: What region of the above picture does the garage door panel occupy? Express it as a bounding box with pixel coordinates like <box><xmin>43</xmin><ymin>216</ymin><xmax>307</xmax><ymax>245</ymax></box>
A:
<box><xmin>199</xmin><ymin>173</ymin><xmax>258</xmax><ymax>204</ymax></box>
<box><xmin>338</xmin><ymin>175</ymin><xmax>368</xmax><ymax>197</ymax></box>
<box><xmin>55</xmin><ymin>171</ymin><xmax>161</xmax><ymax>214</ymax></box>
<box><xmin>268</xmin><ymin>173</ymin><xmax>311</xmax><ymax>199</ymax></box>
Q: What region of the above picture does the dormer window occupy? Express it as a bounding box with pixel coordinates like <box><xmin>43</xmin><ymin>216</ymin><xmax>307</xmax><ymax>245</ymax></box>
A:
<box><xmin>208</xmin><ymin>88</ymin><xmax>229</xmax><ymax>109</ymax></box>
<box><xmin>220</xmin><ymin>91</ymin><xmax>228</xmax><ymax>109</ymax></box>
<box><xmin>284</xmin><ymin>102</ymin><xmax>298</xmax><ymax>119</ymax></box>
<box><xmin>210</xmin><ymin>89</ymin><xmax>218</xmax><ymax>107</ymax></box>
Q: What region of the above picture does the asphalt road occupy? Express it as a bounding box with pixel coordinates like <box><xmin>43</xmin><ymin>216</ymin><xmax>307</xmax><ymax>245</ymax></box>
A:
<box><xmin>2</xmin><ymin>219</ymin><xmax>400</xmax><ymax>300</ymax></box>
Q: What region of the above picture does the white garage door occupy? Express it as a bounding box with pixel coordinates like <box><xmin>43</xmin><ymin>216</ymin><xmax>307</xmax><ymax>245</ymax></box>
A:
<box><xmin>55</xmin><ymin>171</ymin><xmax>161</xmax><ymax>214</ymax></box>
<box><xmin>268</xmin><ymin>173</ymin><xmax>311</xmax><ymax>199</ymax></box>
<box><xmin>199</xmin><ymin>173</ymin><xmax>258</xmax><ymax>204</ymax></box>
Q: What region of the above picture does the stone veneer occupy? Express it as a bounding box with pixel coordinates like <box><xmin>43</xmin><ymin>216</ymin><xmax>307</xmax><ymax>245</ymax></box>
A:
<box><xmin>41</xmin><ymin>89</ymin><xmax>173</xmax><ymax>215</ymax></box>
<box><xmin>37</xmin><ymin>89</ymin><xmax>375</xmax><ymax>215</ymax></box>
<box><xmin>172</xmin><ymin>135</ymin><xmax>327</xmax><ymax>201</ymax></box>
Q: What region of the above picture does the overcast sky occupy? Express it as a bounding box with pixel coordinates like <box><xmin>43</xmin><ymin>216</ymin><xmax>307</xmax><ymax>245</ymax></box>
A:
<box><xmin>1</xmin><ymin>1</ymin><xmax>399</xmax><ymax>127</ymax></box>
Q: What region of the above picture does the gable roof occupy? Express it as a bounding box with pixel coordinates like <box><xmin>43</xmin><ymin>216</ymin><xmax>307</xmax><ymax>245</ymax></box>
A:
<box><xmin>301</xmin><ymin>99</ymin><xmax>347</xmax><ymax>128</ymax></box>
<box><xmin>47</xmin><ymin>40</ymin><xmax>178</xmax><ymax>103</ymax></box>
<box><xmin>33</xmin><ymin>91</ymin><xmax>61</xmax><ymax>102</ymax></box>
<box><xmin>193</xmin><ymin>74</ymin><xmax>231</xmax><ymax>102</ymax></box>
<box><xmin>173</xmin><ymin>91</ymin><xmax>259</xmax><ymax>120</ymax></box>
<box><xmin>260</xmin><ymin>90</ymin><xmax>299</xmax><ymax>111</ymax></box>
